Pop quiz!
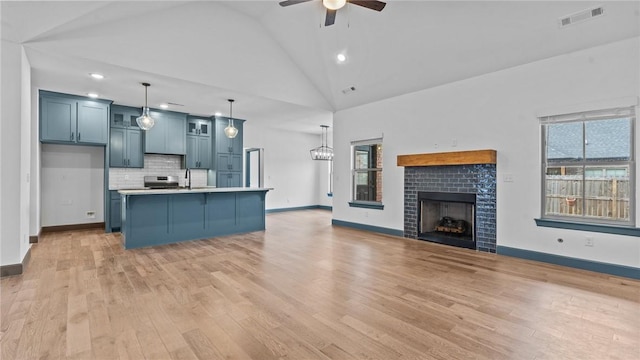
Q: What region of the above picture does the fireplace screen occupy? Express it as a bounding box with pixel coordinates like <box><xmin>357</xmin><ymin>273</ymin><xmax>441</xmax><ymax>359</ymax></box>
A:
<box><xmin>418</xmin><ymin>192</ymin><xmax>476</xmax><ymax>249</ymax></box>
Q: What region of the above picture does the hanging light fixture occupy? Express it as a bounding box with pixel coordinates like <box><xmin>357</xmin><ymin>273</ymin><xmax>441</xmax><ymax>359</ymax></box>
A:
<box><xmin>136</xmin><ymin>83</ymin><xmax>155</xmax><ymax>130</ymax></box>
<box><xmin>310</xmin><ymin>125</ymin><xmax>334</xmax><ymax>160</ymax></box>
<box><xmin>224</xmin><ymin>99</ymin><xmax>238</xmax><ymax>139</ymax></box>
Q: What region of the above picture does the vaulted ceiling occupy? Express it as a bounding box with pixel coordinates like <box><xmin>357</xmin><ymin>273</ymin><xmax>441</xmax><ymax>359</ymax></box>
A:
<box><xmin>2</xmin><ymin>1</ymin><xmax>639</xmax><ymax>133</ymax></box>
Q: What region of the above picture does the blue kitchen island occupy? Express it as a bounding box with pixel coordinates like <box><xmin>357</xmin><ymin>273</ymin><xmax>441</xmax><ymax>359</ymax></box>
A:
<box><xmin>118</xmin><ymin>187</ymin><xmax>271</xmax><ymax>249</ymax></box>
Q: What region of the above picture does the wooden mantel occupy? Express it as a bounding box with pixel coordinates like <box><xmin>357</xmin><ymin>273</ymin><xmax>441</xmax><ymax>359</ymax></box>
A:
<box><xmin>397</xmin><ymin>149</ymin><xmax>496</xmax><ymax>167</ymax></box>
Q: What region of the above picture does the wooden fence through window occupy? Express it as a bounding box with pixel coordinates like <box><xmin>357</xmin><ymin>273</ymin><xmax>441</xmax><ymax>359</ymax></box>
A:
<box><xmin>545</xmin><ymin>176</ymin><xmax>630</xmax><ymax>220</ymax></box>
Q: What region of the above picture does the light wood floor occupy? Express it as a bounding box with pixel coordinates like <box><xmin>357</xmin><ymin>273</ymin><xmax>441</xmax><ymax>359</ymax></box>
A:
<box><xmin>1</xmin><ymin>210</ymin><xmax>639</xmax><ymax>360</ymax></box>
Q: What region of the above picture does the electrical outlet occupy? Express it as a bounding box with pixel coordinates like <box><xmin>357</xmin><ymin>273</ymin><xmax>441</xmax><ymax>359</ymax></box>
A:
<box><xmin>86</xmin><ymin>211</ymin><xmax>96</xmax><ymax>219</ymax></box>
<box><xmin>585</xmin><ymin>236</ymin><xmax>594</xmax><ymax>247</ymax></box>
<box><xmin>434</xmin><ymin>143</ymin><xmax>439</xmax><ymax>149</ymax></box>
<box><xmin>452</xmin><ymin>138</ymin><xmax>458</xmax><ymax>147</ymax></box>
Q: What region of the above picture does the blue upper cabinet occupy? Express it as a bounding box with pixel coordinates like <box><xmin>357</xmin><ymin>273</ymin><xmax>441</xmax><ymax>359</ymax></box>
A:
<box><xmin>40</xmin><ymin>91</ymin><xmax>111</xmax><ymax>145</ymax></box>
<box><xmin>213</xmin><ymin>117</ymin><xmax>244</xmax><ymax>187</ymax></box>
<box><xmin>110</xmin><ymin>105</ymin><xmax>141</xmax><ymax>129</ymax></box>
<box><xmin>214</xmin><ymin>117</ymin><xmax>244</xmax><ymax>155</ymax></box>
<box><xmin>110</xmin><ymin>105</ymin><xmax>143</xmax><ymax>168</ymax></box>
<box><xmin>186</xmin><ymin>116</ymin><xmax>212</xmax><ymax>169</ymax></box>
<box><xmin>187</xmin><ymin>117</ymin><xmax>211</xmax><ymax>138</ymax></box>
<box><xmin>145</xmin><ymin>110</ymin><xmax>186</xmax><ymax>155</ymax></box>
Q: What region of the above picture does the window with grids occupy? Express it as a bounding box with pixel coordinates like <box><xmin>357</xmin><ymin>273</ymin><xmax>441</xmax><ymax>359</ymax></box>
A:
<box><xmin>541</xmin><ymin>107</ymin><xmax>635</xmax><ymax>225</ymax></box>
<box><xmin>351</xmin><ymin>139</ymin><xmax>383</xmax><ymax>206</ymax></box>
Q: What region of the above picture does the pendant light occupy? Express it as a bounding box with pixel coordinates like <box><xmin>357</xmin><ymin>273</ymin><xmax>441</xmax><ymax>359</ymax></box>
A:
<box><xmin>224</xmin><ymin>99</ymin><xmax>239</xmax><ymax>139</ymax></box>
<box><xmin>136</xmin><ymin>83</ymin><xmax>155</xmax><ymax>130</ymax></box>
<box><xmin>310</xmin><ymin>125</ymin><xmax>334</xmax><ymax>160</ymax></box>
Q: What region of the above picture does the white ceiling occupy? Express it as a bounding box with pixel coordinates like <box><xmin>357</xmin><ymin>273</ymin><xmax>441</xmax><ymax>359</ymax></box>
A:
<box><xmin>2</xmin><ymin>1</ymin><xmax>639</xmax><ymax>134</ymax></box>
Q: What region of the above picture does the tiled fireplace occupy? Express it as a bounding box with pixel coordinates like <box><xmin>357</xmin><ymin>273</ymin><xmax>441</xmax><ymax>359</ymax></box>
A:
<box><xmin>398</xmin><ymin>150</ymin><xmax>497</xmax><ymax>253</ymax></box>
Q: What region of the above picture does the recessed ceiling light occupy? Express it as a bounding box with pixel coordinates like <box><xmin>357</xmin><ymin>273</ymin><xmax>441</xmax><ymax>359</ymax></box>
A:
<box><xmin>87</xmin><ymin>93</ymin><xmax>99</xmax><ymax>98</ymax></box>
<box><xmin>89</xmin><ymin>73</ymin><xmax>104</xmax><ymax>80</ymax></box>
<box><xmin>159</xmin><ymin>103</ymin><xmax>169</xmax><ymax>109</ymax></box>
<box><xmin>336</xmin><ymin>53</ymin><xmax>347</xmax><ymax>63</ymax></box>
<box><xmin>214</xmin><ymin>112</ymin><xmax>222</xmax><ymax>117</ymax></box>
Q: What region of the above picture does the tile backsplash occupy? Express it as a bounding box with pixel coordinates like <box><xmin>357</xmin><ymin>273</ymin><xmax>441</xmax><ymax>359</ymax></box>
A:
<box><xmin>109</xmin><ymin>154</ymin><xmax>208</xmax><ymax>189</ymax></box>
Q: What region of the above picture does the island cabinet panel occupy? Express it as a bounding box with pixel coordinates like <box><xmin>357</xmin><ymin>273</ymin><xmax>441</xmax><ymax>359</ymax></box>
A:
<box><xmin>110</xmin><ymin>191</ymin><xmax>121</xmax><ymax>231</ymax></box>
<box><xmin>171</xmin><ymin>193</ymin><xmax>207</xmax><ymax>239</ymax></box>
<box><xmin>123</xmin><ymin>195</ymin><xmax>170</xmax><ymax>249</ymax></box>
<box><xmin>237</xmin><ymin>192</ymin><xmax>266</xmax><ymax>233</ymax></box>
<box><xmin>121</xmin><ymin>189</ymin><xmax>269</xmax><ymax>249</ymax></box>
<box><xmin>205</xmin><ymin>192</ymin><xmax>237</xmax><ymax>235</ymax></box>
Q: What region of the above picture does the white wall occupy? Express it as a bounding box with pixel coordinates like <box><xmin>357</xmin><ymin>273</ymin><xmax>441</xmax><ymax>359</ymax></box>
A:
<box><xmin>1</xmin><ymin>40</ymin><xmax>31</xmax><ymax>266</ymax></box>
<box><xmin>29</xmin><ymin>87</ymin><xmax>40</xmax><ymax>238</ymax></box>
<box><xmin>20</xmin><ymin>45</ymin><xmax>31</xmax><ymax>258</ymax></box>
<box><xmin>41</xmin><ymin>144</ymin><xmax>104</xmax><ymax>226</ymax></box>
<box><xmin>333</xmin><ymin>37</ymin><xmax>640</xmax><ymax>268</ymax></box>
<box><xmin>243</xmin><ymin>123</ymin><xmax>325</xmax><ymax>210</ymax></box>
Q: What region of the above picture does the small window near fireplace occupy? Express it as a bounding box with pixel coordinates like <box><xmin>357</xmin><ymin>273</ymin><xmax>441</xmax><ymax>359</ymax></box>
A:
<box><xmin>349</xmin><ymin>138</ymin><xmax>383</xmax><ymax>209</ymax></box>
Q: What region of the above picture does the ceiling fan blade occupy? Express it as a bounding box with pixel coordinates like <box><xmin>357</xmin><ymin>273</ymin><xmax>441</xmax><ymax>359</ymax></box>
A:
<box><xmin>325</xmin><ymin>9</ymin><xmax>337</xmax><ymax>26</ymax></box>
<box><xmin>279</xmin><ymin>0</ymin><xmax>314</xmax><ymax>7</ymax></box>
<box><xmin>349</xmin><ymin>0</ymin><xmax>386</xmax><ymax>12</ymax></box>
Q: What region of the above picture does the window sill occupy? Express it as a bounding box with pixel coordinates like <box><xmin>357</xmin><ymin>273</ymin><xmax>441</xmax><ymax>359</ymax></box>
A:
<box><xmin>534</xmin><ymin>218</ymin><xmax>640</xmax><ymax>237</ymax></box>
<box><xmin>349</xmin><ymin>202</ymin><xmax>384</xmax><ymax>210</ymax></box>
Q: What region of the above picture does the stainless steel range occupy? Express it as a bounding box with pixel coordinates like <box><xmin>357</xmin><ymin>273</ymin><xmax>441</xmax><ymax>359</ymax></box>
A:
<box><xmin>143</xmin><ymin>175</ymin><xmax>179</xmax><ymax>189</ymax></box>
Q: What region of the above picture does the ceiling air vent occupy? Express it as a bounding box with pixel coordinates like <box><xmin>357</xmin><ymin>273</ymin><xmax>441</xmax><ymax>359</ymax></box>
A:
<box><xmin>341</xmin><ymin>86</ymin><xmax>356</xmax><ymax>95</ymax></box>
<box><xmin>559</xmin><ymin>6</ymin><xmax>604</xmax><ymax>27</ymax></box>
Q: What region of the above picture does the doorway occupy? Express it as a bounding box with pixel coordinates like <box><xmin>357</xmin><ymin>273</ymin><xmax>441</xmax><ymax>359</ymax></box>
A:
<box><xmin>245</xmin><ymin>148</ymin><xmax>264</xmax><ymax>188</ymax></box>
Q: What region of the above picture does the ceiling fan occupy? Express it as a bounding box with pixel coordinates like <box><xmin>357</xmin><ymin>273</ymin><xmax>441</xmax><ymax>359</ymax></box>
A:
<box><xmin>279</xmin><ymin>0</ymin><xmax>386</xmax><ymax>27</ymax></box>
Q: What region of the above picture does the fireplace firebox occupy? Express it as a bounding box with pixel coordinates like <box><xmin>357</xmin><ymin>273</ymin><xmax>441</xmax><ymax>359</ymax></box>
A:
<box><xmin>418</xmin><ymin>192</ymin><xmax>476</xmax><ymax>249</ymax></box>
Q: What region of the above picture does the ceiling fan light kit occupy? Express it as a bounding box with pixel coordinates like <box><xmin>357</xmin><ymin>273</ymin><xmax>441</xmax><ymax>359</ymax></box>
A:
<box><xmin>279</xmin><ymin>0</ymin><xmax>386</xmax><ymax>26</ymax></box>
<box><xmin>323</xmin><ymin>0</ymin><xmax>346</xmax><ymax>10</ymax></box>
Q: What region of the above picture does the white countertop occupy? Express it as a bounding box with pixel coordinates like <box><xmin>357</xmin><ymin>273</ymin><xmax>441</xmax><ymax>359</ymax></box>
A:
<box><xmin>118</xmin><ymin>187</ymin><xmax>273</xmax><ymax>195</ymax></box>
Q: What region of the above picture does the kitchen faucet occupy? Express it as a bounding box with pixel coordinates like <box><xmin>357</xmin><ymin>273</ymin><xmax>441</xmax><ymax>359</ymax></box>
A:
<box><xmin>185</xmin><ymin>168</ymin><xmax>191</xmax><ymax>190</ymax></box>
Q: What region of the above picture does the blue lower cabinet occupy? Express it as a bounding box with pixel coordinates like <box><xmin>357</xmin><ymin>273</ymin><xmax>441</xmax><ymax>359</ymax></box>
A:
<box><xmin>217</xmin><ymin>171</ymin><xmax>242</xmax><ymax>187</ymax></box>
<box><xmin>125</xmin><ymin>195</ymin><xmax>170</xmax><ymax>248</ymax></box>
<box><xmin>171</xmin><ymin>193</ymin><xmax>206</xmax><ymax>239</ymax></box>
<box><xmin>121</xmin><ymin>190</ymin><xmax>268</xmax><ymax>249</ymax></box>
<box><xmin>110</xmin><ymin>191</ymin><xmax>121</xmax><ymax>231</ymax></box>
<box><xmin>206</xmin><ymin>192</ymin><xmax>237</xmax><ymax>236</ymax></box>
<box><xmin>237</xmin><ymin>192</ymin><xmax>265</xmax><ymax>232</ymax></box>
